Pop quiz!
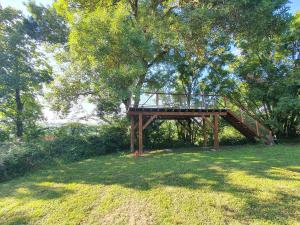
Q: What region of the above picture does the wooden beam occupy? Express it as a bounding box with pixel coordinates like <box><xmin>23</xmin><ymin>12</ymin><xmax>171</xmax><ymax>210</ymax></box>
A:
<box><xmin>138</xmin><ymin>113</ymin><xmax>143</xmax><ymax>154</ymax></box>
<box><xmin>130</xmin><ymin>115</ymin><xmax>135</xmax><ymax>152</ymax></box>
<box><xmin>213</xmin><ymin>114</ymin><xmax>219</xmax><ymax>149</ymax></box>
<box><xmin>143</xmin><ymin>115</ymin><xmax>157</xmax><ymax>130</ymax></box>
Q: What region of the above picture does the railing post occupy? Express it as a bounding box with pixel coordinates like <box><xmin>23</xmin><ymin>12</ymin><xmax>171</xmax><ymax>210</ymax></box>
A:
<box><xmin>156</xmin><ymin>93</ymin><xmax>159</xmax><ymax>107</ymax></box>
<box><xmin>214</xmin><ymin>96</ymin><xmax>217</xmax><ymax>108</ymax></box>
<box><xmin>128</xmin><ymin>97</ymin><xmax>132</xmax><ymax>108</ymax></box>
<box><xmin>256</xmin><ymin>121</ymin><xmax>260</xmax><ymax>137</ymax></box>
<box><xmin>202</xmin><ymin>94</ymin><xmax>205</xmax><ymax>108</ymax></box>
<box><xmin>179</xmin><ymin>95</ymin><xmax>182</xmax><ymax>108</ymax></box>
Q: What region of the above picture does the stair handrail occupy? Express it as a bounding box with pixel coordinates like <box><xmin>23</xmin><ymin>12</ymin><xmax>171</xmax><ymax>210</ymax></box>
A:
<box><xmin>216</xmin><ymin>96</ymin><xmax>273</xmax><ymax>142</ymax></box>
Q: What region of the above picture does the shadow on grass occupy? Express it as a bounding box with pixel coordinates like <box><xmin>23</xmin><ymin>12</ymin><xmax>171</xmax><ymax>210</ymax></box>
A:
<box><xmin>4</xmin><ymin>215</ymin><xmax>30</xmax><ymax>225</ymax></box>
<box><xmin>1</xmin><ymin>145</ymin><xmax>300</xmax><ymax>223</ymax></box>
<box><xmin>0</xmin><ymin>183</ymin><xmax>74</xmax><ymax>201</ymax></box>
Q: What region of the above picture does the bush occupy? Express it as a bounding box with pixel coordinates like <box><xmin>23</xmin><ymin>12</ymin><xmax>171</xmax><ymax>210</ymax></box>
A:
<box><xmin>0</xmin><ymin>142</ymin><xmax>49</xmax><ymax>181</ymax></box>
<box><xmin>0</xmin><ymin>119</ymin><xmax>130</xmax><ymax>182</ymax></box>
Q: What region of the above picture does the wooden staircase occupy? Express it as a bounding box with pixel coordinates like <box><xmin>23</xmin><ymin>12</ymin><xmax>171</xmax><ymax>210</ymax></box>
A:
<box><xmin>222</xmin><ymin>110</ymin><xmax>272</xmax><ymax>143</ymax></box>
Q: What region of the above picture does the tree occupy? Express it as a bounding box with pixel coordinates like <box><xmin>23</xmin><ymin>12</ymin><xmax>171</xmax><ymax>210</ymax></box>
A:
<box><xmin>24</xmin><ymin>0</ymin><xmax>69</xmax><ymax>44</ymax></box>
<box><xmin>231</xmin><ymin>12</ymin><xmax>299</xmax><ymax>137</ymax></box>
<box><xmin>0</xmin><ymin>6</ymin><xmax>52</xmax><ymax>138</ymax></box>
<box><xmin>50</xmin><ymin>0</ymin><xmax>181</xmax><ymax>116</ymax></box>
<box><xmin>49</xmin><ymin>0</ymin><xmax>298</xmax><ymax>140</ymax></box>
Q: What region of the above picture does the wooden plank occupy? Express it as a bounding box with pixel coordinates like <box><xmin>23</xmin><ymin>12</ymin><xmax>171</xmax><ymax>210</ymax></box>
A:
<box><xmin>213</xmin><ymin>114</ymin><xmax>219</xmax><ymax>149</ymax></box>
<box><xmin>130</xmin><ymin>116</ymin><xmax>135</xmax><ymax>152</ymax></box>
<box><xmin>138</xmin><ymin>113</ymin><xmax>143</xmax><ymax>154</ymax></box>
<box><xmin>143</xmin><ymin>115</ymin><xmax>157</xmax><ymax>130</ymax></box>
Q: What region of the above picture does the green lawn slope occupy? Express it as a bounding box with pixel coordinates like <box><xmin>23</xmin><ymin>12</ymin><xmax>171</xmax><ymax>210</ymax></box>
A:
<box><xmin>0</xmin><ymin>144</ymin><xmax>299</xmax><ymax>225</ymax></box>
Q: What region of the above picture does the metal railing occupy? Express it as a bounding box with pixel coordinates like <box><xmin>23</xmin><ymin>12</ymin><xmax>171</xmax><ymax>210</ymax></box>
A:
<box><xmin>130</xmin><ymin>92</ymin><xmax>227</xmax><ymax>109</ymax></box>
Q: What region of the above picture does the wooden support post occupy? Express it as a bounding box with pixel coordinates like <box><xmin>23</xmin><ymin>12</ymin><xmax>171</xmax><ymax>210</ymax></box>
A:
<box><xmin>138</xmin><ymin>113</ymin><xmax>143</xmax><ymax>154</ymax></box>
<box><xmin>255</xmin><ymin>121</ymin><xmax>260</xmax><ymax>137</ymax></box>
<box><xmin>213</xmin><ymin>114</ymin><xmax>219</xmax><ymax>150</ymax></box>
<box><xmin>203</xmin><ymin>117</ymin><xmax>207</xmax><ymax>148</ymax></box>
<box><xmin>130</xmin><ymin>116</ymin><xmax>135</xmax><ymax>152</ymax></box>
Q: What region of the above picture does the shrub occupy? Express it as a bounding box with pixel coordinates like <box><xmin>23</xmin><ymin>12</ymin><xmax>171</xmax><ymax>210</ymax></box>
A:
<box><xmin>0</xmin><ymin>142</ymin><xmax>49</xmax><ymax>181</ymax></box>
<box><xmin>0</xmin><ymin>119</ymin><xmax>130</xmax><ymax>182</ymax></box>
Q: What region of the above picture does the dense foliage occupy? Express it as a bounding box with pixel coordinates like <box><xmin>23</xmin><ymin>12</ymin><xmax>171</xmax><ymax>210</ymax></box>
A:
<box><xmin>0</xmin><ymin>120</ymin><xmax>129</xmax><ymax>181</ymax></box>
<box><xmin>0</xmin><ymin>6</ymin><xmax>52</xmax><ymax>137</ymax></box>
<box><xmin>48</xmin><ymin>0</ymin><xmax>299</xmax><ymax>138</ymax></box>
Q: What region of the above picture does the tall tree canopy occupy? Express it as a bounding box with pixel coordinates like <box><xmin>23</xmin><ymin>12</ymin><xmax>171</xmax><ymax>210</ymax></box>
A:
<box><xmin>47</xmin><ymin>0</ymin><xmax>298</xmax><ymax>137</ymax></box>
<box><xmin>232</xmin><ymin>12</ymin><xmax>299</xmax><ymax>137</ymax></box>
<box><xmin>0</xmin><ymin>6</ymin><xmax>52</xmax><ymax>137</ymax></box>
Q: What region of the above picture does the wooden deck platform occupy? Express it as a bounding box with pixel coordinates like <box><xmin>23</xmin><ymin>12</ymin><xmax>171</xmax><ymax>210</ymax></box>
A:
<box><xmin>127</xmin><ymin>93</ymin><xmax>272</xmax><ymax>155</ymax></box>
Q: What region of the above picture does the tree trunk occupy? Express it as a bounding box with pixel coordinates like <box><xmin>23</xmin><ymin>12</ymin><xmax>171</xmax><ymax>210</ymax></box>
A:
<box><xmin>15</xmin><ymin>88</ymin><xmax>23</xmax><ymax>137</ymax></box>
<box><xmin>133</xmin><ymin>74</ymin><xmax>146</xmax><ymax>107</ymax></box>
<box><xmin>122</xmin><ymin>97</ymin><xmax>131</xmax><ymax>111</ymax></box>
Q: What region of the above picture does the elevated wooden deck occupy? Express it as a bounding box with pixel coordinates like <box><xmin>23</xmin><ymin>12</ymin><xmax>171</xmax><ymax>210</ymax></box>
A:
<box><xmin>128</xmin><ymin>92</ymin><xmax>272</xmax><ymax>154</ymax></box>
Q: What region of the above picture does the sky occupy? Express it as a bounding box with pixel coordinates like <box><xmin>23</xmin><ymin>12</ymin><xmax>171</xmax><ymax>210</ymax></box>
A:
<box><xmin>1</xmin><ymin>0</ymin><xmax>299</xmax><ymax>124</ymax></box>
<box><xmin>1</xmin><ymin>0</ymin><xmax>300</xmax><ymax>14</ymax></box>
<box><xmin>1</xmin><ymin>0</ymin><xmax>53</xmax><ymax>14</ymax></box>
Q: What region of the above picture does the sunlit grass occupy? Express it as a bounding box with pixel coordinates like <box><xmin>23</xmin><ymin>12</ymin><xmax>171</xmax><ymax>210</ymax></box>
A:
<box><xmin>0</xmin><ymin>144</ymin><xmax>299</xmax><ymax>224</ymax></box>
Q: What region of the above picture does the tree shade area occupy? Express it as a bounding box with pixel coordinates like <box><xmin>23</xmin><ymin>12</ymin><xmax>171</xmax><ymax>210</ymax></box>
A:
<box><xmin>0</xmin><ymin>145</ymin><xmax>299</xmax><ymax>224</ymax></box>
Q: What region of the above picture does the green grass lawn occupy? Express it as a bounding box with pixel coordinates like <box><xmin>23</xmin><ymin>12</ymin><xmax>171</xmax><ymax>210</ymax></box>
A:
<box><xmin>0</xmin><ymin>144</ymin><xmax>300</xmax><ymax>225</ymax></box>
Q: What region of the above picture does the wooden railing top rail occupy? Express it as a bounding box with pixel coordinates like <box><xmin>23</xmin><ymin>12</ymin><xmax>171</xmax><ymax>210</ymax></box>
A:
<box><xmin>143</xmin><ymin>92</ymin><xmax>222</xmax><ymax>97</ymax></box>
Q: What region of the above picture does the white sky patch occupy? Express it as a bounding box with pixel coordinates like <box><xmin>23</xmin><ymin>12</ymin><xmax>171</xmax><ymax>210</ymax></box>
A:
<box><xmin>1</xmin><ymin>0</ymin><xmax>53</xmax><ymax>15</ymax></box>
<box><xmin>231</xmin><ymin>46</ymin><xmax>242</xmax><ymax>56</ymax></box>
<box><xmin>39</xmin><ymin>95</ymin><xmax>101</xmax><ymax>126</ymax></box>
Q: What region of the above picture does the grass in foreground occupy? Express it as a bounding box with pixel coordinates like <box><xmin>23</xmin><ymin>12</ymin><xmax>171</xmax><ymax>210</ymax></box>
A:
<box><xmin>0</xmin><ymin>144</ymin><xmax>299</xmax><ymax>225</ymax></box>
